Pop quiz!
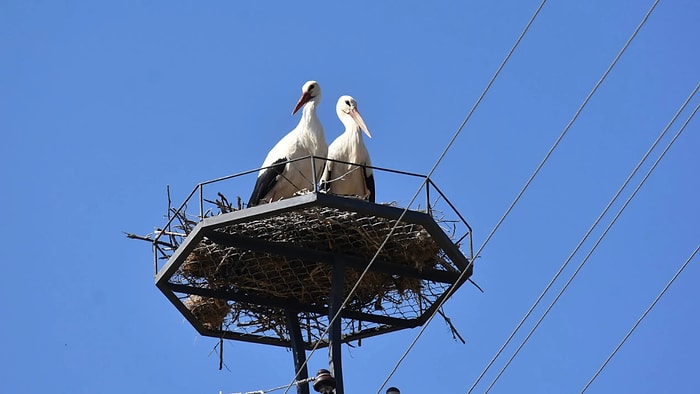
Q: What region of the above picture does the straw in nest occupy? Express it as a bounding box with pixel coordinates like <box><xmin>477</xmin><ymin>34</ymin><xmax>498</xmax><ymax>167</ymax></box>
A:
<box><xmin>184</xmin><ymin>295</ymin><xmax>231</xmax><ymax>330</ymax></box>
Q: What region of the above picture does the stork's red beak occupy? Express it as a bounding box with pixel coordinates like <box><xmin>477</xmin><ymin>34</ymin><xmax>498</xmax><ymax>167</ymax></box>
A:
<box><xmin>292</xmin><ymin>92</ymin><xmax>312</xmax><ymax>115</ymax></box>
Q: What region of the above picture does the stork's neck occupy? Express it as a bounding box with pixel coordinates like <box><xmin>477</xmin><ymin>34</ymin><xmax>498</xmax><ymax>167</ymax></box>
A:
<box><xmin>299</xmin><ymin>100</ymin><xmax>323</xmax><ymax>135</ymax></box>
<box><xmin>297</xmin><ymin>99</ymin><xmax>326</xmax><ymax>155</ymax></box>
<box><xmin>301</xmin><ymin>99</ymin><xmax>317</xmax><ymax>119</ymax></box>
<box><xmin>340</xmin><ymin>114</ymin><xmax>363</xmax><ymax>142</ymax></box>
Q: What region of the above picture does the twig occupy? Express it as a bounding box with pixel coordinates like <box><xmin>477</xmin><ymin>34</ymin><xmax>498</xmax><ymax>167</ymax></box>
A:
<box><xmin>468</xmin><ymin>278</ymin><xmax>485</xmax><ymax>293</ymax></box>
<box><xmin>124</xmin><ymin>232</ymin><xmax>176</xmax><ymax>248</ymax></box>
<box><xmin>437</xmin><ymin>307</ymin><xmax>466</xmax><ymax>344</ymax></box>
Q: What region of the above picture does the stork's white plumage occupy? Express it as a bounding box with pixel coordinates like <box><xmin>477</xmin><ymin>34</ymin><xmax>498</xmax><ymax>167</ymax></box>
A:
<box><xmin>321</xmin><ymin>95</ymin><xmax>375</xmax><ymax>202</ymax></box>
<box><xmin>247</xmin><ymin>81</ymin><xmax>327</xmax><ymax>206</ymax></box>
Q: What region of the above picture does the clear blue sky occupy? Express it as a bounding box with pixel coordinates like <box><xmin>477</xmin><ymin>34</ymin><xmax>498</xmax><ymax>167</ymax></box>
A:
<box><xmin>2</xmin><ymin>1</ymin><xmax>699</xmax><ymax>393</ymax></box>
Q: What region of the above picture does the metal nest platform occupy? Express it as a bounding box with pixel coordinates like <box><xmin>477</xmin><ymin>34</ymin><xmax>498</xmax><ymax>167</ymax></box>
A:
<box><xmin>152</xmin><ymin>157</ymin><xmax>474</xmax><ymax>351</ymax></box>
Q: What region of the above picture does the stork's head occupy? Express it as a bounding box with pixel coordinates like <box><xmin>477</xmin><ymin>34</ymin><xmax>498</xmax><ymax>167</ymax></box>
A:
<box><xmin>292</xmin><ymin>80</ymin><xmax>322</xmax><ymax>115</ymax></box>
<box><xmin>336</xmin><ymin>95</ymin><xmax>371</xmax><ymax>138</ymax></box>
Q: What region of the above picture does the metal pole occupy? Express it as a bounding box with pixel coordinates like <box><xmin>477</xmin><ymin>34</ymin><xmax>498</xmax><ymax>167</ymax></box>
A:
<box><xmin>286</xmin><ymin>310</ymin><xmax>311</xmax><ymax>394</ymax></box>
<box><xmin>328</xmin><ymin>258</ymin><xmax>346</xmax><ymax>394</ymax></box>
<box><xmin>425</xmin><ymin>178</ymin><xmax>431</xmax><ymax>215</ymax></box>
<box><xmin>310</xmin><ymin>155</ymin><xmax>318</xmax><ymax>192</ymax></box>
<box><xmin>198</xmin><ymin>183</ymin><xmax>204</xmax><ymax>219</ymax></box>
<box><xmin>152</xmin><ymin>240</ymin><xmax>158</xmax><ymax>277</ymax></box>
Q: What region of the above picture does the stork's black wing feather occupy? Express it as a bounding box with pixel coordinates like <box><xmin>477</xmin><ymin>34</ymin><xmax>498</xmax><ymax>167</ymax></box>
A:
<box><xmin>320</xmin><ymin>163</ymin><xmax>332</xmax><ymax>193</ymax></box>
<box><xmin>247</xmin><ymin>158</ymin><xmax>287</xmax><ymax>207</ymax></box>
<box><xmin>364</xmin><ymin>166</ymin><xmax>376</xmax><ymax>203</ymax></box>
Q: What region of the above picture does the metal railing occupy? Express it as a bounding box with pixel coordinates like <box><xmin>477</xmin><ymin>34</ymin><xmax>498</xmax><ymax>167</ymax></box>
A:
<box><xmin>152</xmin><ymin>155</ymin><xmax>473</xmax><ymax>275</ymax></box>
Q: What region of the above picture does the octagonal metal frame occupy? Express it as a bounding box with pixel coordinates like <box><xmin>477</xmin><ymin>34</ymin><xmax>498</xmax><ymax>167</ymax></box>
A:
<box><xmin>156</xmin><ymin>190</ymin><xmax>473</xmax><ymax>346</ymax></box>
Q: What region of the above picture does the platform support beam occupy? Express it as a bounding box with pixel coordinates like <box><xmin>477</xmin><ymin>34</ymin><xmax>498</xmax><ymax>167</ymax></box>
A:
<box><xmin>286</xmin><ymin>310</ymin><xmax>310</xmax><ymax>394</ymax></box>
<box><xmin>328</xmin><ymin>258</ymin><xmax>346</xmax><ymax>394</ymax></box>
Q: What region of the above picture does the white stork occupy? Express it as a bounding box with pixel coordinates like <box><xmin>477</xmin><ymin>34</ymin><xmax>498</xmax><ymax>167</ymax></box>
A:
<box><xmin>247</xmin><ymin>81</ymin><xmax>327</xmax><ymax>207</ymax></box>
<box><xmin>321</xmin><ymin>95</ymin><xmax>375</xmax><ymax>202</ymax></box>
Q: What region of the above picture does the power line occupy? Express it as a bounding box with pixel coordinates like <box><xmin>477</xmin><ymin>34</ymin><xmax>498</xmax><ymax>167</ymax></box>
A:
<box><xmin>580</xmin><ymin>242</ymin><xmax>700</xmax><ymax>393</ymax></box>
<box><xmin>468</xmin><ymin>1</ymin><xmax>664</xmax><ymax>391</ymax></box>
<box><xmin>473</xmin><ymin>81</ymin><xmax>699</xmax><ymax>392</ymax></box>
<box><xmin>474</xmin><ymin>0</ymin><xmax>661</xmax><ymax>263</ymax></box>
<box><xmin>221</xmin><ymin>376</ymin><xmax>317</xmax><ymax>394</ymax></box>
<box><xmin>482</xmin><ymin>101</ymin><xmax>700</xmax><ymax>393</ymax></box>
<box><xmin>372</xmin><ymin>1</ymin><xmax>550</xmax><ymax>392</ymax></box>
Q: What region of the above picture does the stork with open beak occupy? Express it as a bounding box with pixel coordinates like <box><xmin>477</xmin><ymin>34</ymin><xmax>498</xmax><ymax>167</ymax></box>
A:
<box><xmin>321</xmin><ymin>95</ymin><xmax>375</xmax><ymax>202</ymax></box>
<box><xmin>247</xmin><ymin>80</ymin><xmax>327</xmax><ymax>207</ymax></box>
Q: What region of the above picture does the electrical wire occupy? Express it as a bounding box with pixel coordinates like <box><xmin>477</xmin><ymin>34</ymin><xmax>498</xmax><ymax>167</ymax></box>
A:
<box><xmin>475</xmin><ymin>0</ymin><xmax>661</xmax><ymax>264</ymax></box>
<box><xmin>371</xmin><ymin>1</ymin><xmax>550</xmax><ymax>392</ymax></box>
<box><xmin>468</xmin><ymin>1</ymin><xmax>664</xmax><ymax>391</ymax></box>
<box><xmin>379</xmin><ymin>0</ymin><xmax>665</xmax><ymax>391</ymax></box>
<box><xmin>282</xmin><ymin>2</ymin><xmax>550</xmax><ymax>392</ymax></box>
<box><xmin>579</xmin><ymin>242</ymin><xmax>700</xmax><ymax>393</ymax></box>
<box><xmin>221</xmin><ymin>376</ymin><xmax>317</xmax><ymax>394</ymax></box>
<box><xmin>482</xmin><ymin>102</ymin><xmax>700</xmax><ymax>393</ymax></box>
<box><xmin>471</xmin><ymin>78</ymin><xmax>699</xmax><ymax>393</ymax></box>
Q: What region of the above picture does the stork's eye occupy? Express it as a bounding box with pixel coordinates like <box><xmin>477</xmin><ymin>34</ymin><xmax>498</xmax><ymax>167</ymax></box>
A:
<box><xmin>345</xmin><ymin>100</ymin><xmax>351</xmax><ymax>106</ymax></box>
<box><xmin>309</xmin><ymin>84</ymin><xmax>315</xmax><ymax>91</ymax></box>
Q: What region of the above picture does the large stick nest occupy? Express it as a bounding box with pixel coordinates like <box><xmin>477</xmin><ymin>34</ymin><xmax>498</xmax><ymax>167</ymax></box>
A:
<box><xmin>160</xmin><ymin>193</ymin><xmax>459</xmax><ymax>343</ymax></box>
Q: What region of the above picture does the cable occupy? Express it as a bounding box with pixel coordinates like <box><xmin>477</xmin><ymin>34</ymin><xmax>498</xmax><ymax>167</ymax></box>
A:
<box><xmin>579</xmin><ymin>243</ymin><xmax>700</xmax><ymax>393</ymax></box>
<box><xmin>378</xmin><ymin>0</ymin><xmax>666</xmax><ymax>391</ymax></box>
<box><xmin>482</xmin><ymin>101</ymin><xmax>700</xmax><ymax>393</ymax></box>
<box><xmin>471</xmin><ymin>78</ymin><xmax>699</xmax><ymax>392</ymax></box>
<box><xmin>221</xmin><ymin>376</ymin><xmax>317</xmax><ymax>394</ymax></box>
<box><xmin>475</xmin><ymin>0</ymin><xmax>661</xmax><ymax>264</ymax></box>
<box><xmin>468</xmin><ymin>1</ymin><xmax>665</xmax><ymax>390</ymax></box>
<box><xmin>371</xmin><ymin>1</ymin><xmax>550</xmax><ymax>392</ymax></box>
<box><xmin>282</xmin><ymin>1</ymin><xmax>550</xmax><ymax>392</ymax></box>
